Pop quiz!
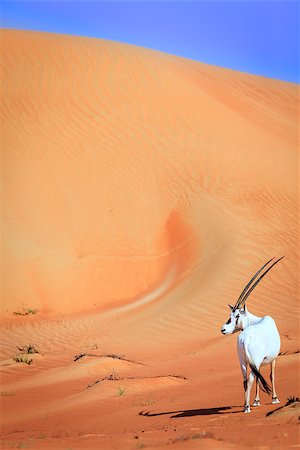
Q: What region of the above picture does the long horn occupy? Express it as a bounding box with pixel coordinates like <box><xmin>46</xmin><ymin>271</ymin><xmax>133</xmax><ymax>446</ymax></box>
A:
<box><xmin>239</xmin><ymin>256</ymin><xmax>285</xmax><ymax>308</ymax></box>
<box><xmin>234</xmin><ymin>258</ymin><xmax>274</xmax><ymax>310</ymax></box>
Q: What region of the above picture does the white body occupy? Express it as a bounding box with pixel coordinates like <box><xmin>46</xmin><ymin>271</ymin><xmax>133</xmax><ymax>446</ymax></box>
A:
<box><xmin>238</xmin><ymin>315</ymin><xmax>280</xmax><ymax>371</ymax></box>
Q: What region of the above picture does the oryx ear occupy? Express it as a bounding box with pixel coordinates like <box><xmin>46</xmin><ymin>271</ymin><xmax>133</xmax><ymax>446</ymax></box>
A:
<box><xmin>240</xmin><ymin>305</ymin><xmax>247</xmax><ymax>315</ymax></box>
<box><xmin>228</xmin><ymin>304</ymin><xmax>234</xmax><ymax>310</ymax></box>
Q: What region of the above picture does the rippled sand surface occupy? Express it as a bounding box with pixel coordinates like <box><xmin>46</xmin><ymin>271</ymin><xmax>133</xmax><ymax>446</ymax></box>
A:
<box><xmin>1</xmin><ymin>30</ymin><xmax>299</xmax><ymax>450</ymax></box>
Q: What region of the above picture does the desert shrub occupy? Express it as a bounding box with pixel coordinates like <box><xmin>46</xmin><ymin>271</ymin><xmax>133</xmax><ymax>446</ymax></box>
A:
<box><xmin>13</xmin><ymin>355</ymin><xmax>32</xmax><ymax>365</ymax></box>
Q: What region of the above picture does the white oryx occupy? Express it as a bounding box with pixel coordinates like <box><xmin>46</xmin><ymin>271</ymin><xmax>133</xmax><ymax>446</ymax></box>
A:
<box><xmin>221</xmin><ymin>257</ymin><xmax>284</xmax><ymax>413</ymax></box>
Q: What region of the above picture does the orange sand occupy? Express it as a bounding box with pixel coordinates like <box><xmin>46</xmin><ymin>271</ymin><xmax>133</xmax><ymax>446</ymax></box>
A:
<box><xmin>1</xmin><ymin>30</ymin><xmax>299</xmax><ymax>450</ymax></box>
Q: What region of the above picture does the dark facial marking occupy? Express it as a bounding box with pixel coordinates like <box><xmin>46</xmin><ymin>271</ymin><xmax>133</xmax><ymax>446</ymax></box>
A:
<box><xmin>226</xmin><ymin>318</ymin><xmax>231</xmax><ymax>325</ymax></box>
<box><xmin>235</xmin><ymin>314</ymin><xmax>240</xmax><ymax>326</ymax></box>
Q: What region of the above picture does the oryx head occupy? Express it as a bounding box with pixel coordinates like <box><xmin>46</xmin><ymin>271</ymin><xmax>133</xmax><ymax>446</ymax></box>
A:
<box><xmin>221</xmin><ymin>257</ymin><xmax>284</xmax><ymax>335</ymax></box>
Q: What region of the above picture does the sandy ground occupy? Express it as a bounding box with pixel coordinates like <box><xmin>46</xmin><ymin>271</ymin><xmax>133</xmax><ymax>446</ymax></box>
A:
<box><xmin>1</xmin><ymin>30</ymin><xmax>299</xmax><ymax>450</ymax></box>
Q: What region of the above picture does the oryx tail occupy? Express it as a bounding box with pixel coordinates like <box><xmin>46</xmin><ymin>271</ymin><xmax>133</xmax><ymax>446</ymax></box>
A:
<box><xmin>249</xmin><ymin>364</ymin><xmax>272</xmax><ymax>395</ymax></box>
<box><xmin>244</xmin><ymin>343</ymin><xmax>272</xmax><ymax>395</ymax></box>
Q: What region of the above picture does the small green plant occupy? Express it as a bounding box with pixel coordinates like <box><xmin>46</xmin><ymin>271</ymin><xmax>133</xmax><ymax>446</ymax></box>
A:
<box><xmin>17</xmin><ymin>344</ymin><xmax>39</xmax><ymax>354</ymax></box>
<box><xmin>13</xmin><ymin>354</ymin><xmax>32</xmax><ymax>365</ymax></box>
<box><xmin>117</xmin><ymin>387</ymin><xmax>126</xmax><ymax>397</ymax></box>
<box><xmin>1</xmin><ymin>391</ymin><xmax>14</xmax><ymax>396</ymax></box>
<box><xmin>13</xmin><ymin>307</ymin><xmax>38</xmax><ymax>316</ymax></box>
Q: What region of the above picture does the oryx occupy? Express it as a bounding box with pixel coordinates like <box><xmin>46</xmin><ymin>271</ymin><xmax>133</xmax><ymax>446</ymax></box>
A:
<box><xmin>221</xmin><ymin>257</ymin><xmax>284</xmax><ymax>413</ymax></box>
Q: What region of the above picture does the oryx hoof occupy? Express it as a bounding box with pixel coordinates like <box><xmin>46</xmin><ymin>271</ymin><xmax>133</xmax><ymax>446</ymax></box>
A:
<box><xmin>244</xmin><ymin>405</ymin><xmax>251</xmax><ymax>413</ymax></box>
<box><xmin>253</xmin><ymin>400</ymin><xmax>260</xmax><ymax>407</ymax></box>
<box><xmin>272</xmin><ymin>397</ymin><xmax>280</xmax><ymax>404</ymax></box>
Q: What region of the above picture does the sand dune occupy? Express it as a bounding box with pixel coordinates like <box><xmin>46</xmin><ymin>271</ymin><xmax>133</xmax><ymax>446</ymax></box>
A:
<box><xmin>1</xmin><ymin>30</ymin><xmax>299</xmax><ymax>449</ymax></box>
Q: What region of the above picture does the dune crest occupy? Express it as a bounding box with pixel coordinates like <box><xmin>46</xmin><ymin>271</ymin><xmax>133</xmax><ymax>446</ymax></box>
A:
<box><xmin>2</xmin><ymin>30</ymin><xmax>298</xmax><ymax>319</ymax></box>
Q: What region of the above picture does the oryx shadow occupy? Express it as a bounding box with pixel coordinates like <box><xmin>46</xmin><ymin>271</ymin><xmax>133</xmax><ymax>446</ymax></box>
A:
<box><xmin>139</xmin><ymin>405</ymin><xmax>239</xmax><ymax>418</ymax></box>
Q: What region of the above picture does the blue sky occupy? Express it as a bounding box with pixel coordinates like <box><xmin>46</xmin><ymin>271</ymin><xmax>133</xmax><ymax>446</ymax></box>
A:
<box><xmin>1</xmin><ymin>1</ymin><xmax>299</xmax><ymax>83</ymax></box>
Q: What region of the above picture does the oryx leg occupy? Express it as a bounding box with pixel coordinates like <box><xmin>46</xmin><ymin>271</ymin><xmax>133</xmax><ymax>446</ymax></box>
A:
<box><xmin>240</xmin><ymin>361</ymin><xmax>254</xmax><ymax>413</ymax></box>
<box><xmin>244</xmin><ymin>369</ymin><xmax>255</xmax><ymax>413</ymax></box>
<box><xmin>240</xmin><ymin>362</ymin><xmax>250</xmax><ymax>412</ymax></box>
<box><xmin>270</xmin><ymin>359</ymin><xmax>280</xmax><ymax>404</ymax></box>
<box><xmin>253</xmin><ymin>378</ymin><xmax>260</xmax><ymax>406</ymax></box>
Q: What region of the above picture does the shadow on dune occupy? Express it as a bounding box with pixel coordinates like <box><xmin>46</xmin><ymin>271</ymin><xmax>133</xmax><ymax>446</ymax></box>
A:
<box><xmin>140</xmin><ymin>406</ymin><xmax>238</xmax><ymax>418</ymax></box>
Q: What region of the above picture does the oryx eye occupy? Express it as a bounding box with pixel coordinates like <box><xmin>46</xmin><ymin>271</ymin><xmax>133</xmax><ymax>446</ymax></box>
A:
<box><xmin>236</xmin><ymin>314</ymin><xmax>240</xmax><ymax>320</ymax></box>
<box><xmin>226</xmin><ymin>318</ymin><xmax>231</xmax><ymax>325</ymax></box>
